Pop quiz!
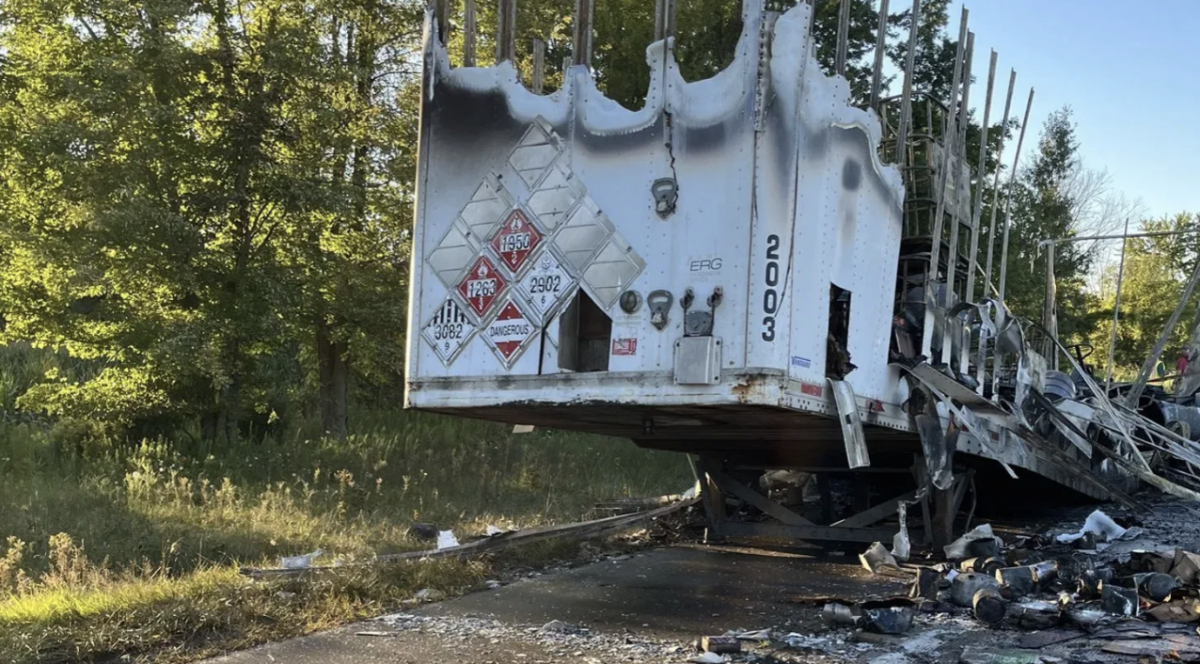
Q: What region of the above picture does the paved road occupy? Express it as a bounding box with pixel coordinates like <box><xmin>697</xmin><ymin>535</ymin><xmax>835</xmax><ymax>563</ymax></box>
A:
<box><xmin>202</xmin><ymin>541</ymin><xmax>1159</xmax><ymax>664</ymax></box>
<box><xmin>203</xmin><ymin>544</ymin><xmax>910</xmax><ymax>664</ymax></box>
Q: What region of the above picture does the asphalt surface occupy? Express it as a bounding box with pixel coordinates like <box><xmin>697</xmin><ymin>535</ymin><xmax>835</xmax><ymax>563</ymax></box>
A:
<box><xmin>201</xmin><ymin>497</ymin><xmax>1200</xmax><ymax>664</ymax></box>
<box><xmin>202</xmin><ymin>544</ymin><xmax>910</xmax><ymax>664</ymax></box>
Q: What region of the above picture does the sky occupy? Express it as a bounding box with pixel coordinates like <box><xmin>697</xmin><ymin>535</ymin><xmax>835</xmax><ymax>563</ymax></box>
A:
<box><xmin>945</xmin><ymin>0</ymin><xmax>1199</xmax><ymax>222</ymax></box>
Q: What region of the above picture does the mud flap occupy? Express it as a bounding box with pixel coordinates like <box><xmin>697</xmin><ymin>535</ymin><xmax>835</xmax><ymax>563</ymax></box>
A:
<box><xmin>828</xmin><ymin>378</ymin><xmax>870</xmax><ymax>468</ymax></box>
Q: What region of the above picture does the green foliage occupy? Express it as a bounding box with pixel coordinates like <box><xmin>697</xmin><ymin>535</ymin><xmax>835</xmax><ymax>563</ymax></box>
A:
<box><xmin>999</xmin><ymin>108</ymin><xmax>1101</xmax><ymax>344</ymax></box>
<box><xmin>1090</xmin><ymin>213</ymin><xmax>1200</xmax><ymax>379</ymax></box>
<box><xmin>0</xmin><ymin>0</ymin><xmax>419</xmax><ymax>439</ymax></box>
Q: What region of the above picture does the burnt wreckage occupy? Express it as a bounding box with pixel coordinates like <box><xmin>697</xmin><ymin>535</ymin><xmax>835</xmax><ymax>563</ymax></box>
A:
<box><xmin>404</xmin><ymin>0</ymin><xmax>1200</xmax><ymax>549</ymax></box>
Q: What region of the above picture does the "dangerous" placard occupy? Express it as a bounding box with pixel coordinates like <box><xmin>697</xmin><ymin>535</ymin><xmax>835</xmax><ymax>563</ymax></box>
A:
<box><xmin>483</xmin><ymin>298</ymin><xmax>538</xmax><ymax>366</ymax></box>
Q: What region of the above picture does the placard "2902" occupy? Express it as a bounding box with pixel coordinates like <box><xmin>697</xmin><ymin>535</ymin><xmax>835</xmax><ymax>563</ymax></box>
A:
<box><xmin>762</xmin><ymin>234</ymin><xmax>780</xmax><ymax>341</ymax></box>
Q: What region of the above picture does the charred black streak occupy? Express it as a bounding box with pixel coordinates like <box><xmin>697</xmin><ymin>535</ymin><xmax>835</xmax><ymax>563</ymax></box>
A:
<box><xmin>428</xmin><ymin>82</ymin><xmax>523</xmax><ymax>148</ymax></box>
<box><xmin>842</xmin><ymin>158</ymin><xmax>862</xmax><ymax>191</ymax></box>
<box><xmin>832</xmin><ymin>126</ymin><xmax>888</xmax><ymax>197</ymax></box>
<box><xmin>663</xmin><ymin>110</ymin><xmax>679</xmax><ymax>202</ymax></box>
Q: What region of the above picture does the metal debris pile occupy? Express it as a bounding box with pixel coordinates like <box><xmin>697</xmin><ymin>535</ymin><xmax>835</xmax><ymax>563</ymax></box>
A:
<box><xmin>836</xmin><ymin>508</ymin><xmax>1200</xmax><ymax>659</ymax></box>
<box><xmin>899</xmin><ymin>307</ymin><xmax>1200</xmax><ymax>514</ymax></box>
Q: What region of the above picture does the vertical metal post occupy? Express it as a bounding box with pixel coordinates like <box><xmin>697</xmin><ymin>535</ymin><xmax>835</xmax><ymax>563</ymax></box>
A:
<box><xmin>870</xmin><ymin>0</ymin><xmax>890</xmax><ymax>109</ymax></box>
<box><xmin>1125</xmin><ymin>257</ymin><xmax>1200</xmax><ymax>406</ymax></box>
<box><xmin>531</xmin><ymin>38</ymin><xmax>545</xmax><ymax>93</ymax></box>
<box><xmin>573</xmin><ymin>0</ymin><xmax>594</xmax><ymax>68</ymax></box>
<box><xmin>463</xmin><ymin>0</ymin><xmax>477</xmax><ymax>66</ymax></box>
<box><xmin>960</xmin><ymin>50</ymin><xmax>996</xmax><ymax>378</ymax></box>
<box><xmin>654</xmin><ymin>0</ymin><xmax>677</xmax><ymax>42</ymax></box>
<box><xmin>836</xmin><ymin>0</ymin><xmax>852</xmax><ymax>76</ymax></box>
<box><xmin>1104</xmin><ymin>218</ymin><xmax>1130</xmax><ymax>394</ymax></box>
<box><xmin>990</xmin><ymin>86</ymin><xmax>1034</xmax><ymax>399</ymax></box>
<box><xmin>982</xmin><ymin>70</ymin><xmax>1016</xmax><ymax>296</ymax></box>
<box><xmin>919</xmin><ymin>7</ymin><xmax>968</xmax><ymax>360</ymax></box>
<box><xmin>996</xmin><ymin>87</ymin><xmax>1035</xmax><ymax>304</ymax></box>
<box><xmin>496</xmin><ymin>0</ymin><xmax>517</xmax><ymax>64</ymax></box>
<box><xmin>954</xmin><ymin>33</ymin><xmax>974</xmax><ymax>165</ymax></box>
<box><xmin>1042</xmin><ymin>242</ymin><xmax>1057</xmax><ymax>366</ymax></box>
<box><xmin>940</xmin><ymin>31</ymin><xmax>974</xmax><ymax>367</ymax></box>
<box><xmin>964</xmin><ymin>51</ymin><xmax>997</xmax><ymax>306</ymax></box>
<box><xmin>894</xmin><ymin>0</ymin><xmax>920</xmax><ymax>164</ymax></box>
<box><xmin>975</xmin><ymin>76</ymin><xmax>1014</xmax><ymax>400</ymax></box>
<box><xmin>433</xmin><ymin>0</ymin><xmax>449</xmax><ymax>45</ymax></box>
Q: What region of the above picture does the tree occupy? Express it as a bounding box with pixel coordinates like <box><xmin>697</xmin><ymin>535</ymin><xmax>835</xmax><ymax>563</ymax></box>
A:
<box><xmin>996</xmin><ymin>108</ymin><xmax>1102</xmax><ymax>350</ymax></box>
<box><xmin>1092</xmin><ymin>213</ymin><xmax>1200</xmax><ymax>379</ymax></box>
<box><xmin>0</xmin><ymin>0</ymin><xmax>420</xmax><ymax>442</ymax></box>
<box><xmin>455</xmin><ymin>0</ymin><xmax>884</xmax><ymax>111</ymax></box>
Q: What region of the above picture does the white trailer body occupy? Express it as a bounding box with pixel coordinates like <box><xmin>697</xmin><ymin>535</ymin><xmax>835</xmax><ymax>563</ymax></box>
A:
<box><xmin>404</xmin><ymin>1</ymin><xmax>1116</xmax><ymax>503</ymax></box>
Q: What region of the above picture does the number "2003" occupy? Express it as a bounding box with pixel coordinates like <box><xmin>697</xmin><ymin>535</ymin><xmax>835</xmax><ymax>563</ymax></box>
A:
<box><xmin>761</xmin><ymin>234</ymin><xmax>780</xmax><ymax>341</ymax></box>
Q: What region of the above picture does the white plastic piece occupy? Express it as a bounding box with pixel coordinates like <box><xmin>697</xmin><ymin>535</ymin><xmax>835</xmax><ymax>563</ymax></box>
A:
<box><xmin>1054</xmin><ymin>509</ymin><xmax>1131</xmax><ymax>543</ymax></box>
<box><xmin>437</xmin><ymin>530</ymin><xmax>460</xmax><ymax>549</ymax></box>
<box><xmin>279</xmin><ymin>549</ymin><xmax>322</xmax><ymax>569</ymax></box>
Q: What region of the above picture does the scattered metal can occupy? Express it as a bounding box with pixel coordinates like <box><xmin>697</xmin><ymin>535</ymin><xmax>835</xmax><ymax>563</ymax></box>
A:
<box><xmin>909</xmin><ymin>566</ymin><xmax>942</xmax><ymax>599</ymax></box>
<box><xmin>961</xmin><ymin>556</ymin><xmax>1006</xmax><ymax>575</ymax></box>
<box><xmin>972</xmin><ymin>587</ymin><xmax>1007</xmax><ymax>626</ymax></box>
<box><xmin>1030</xmin><ymin>560</ymin><xmax>1058</xmax><ymax>584</ymax></box>
<box><xmin>821</xmin><ymin>602</ymin><xmax>859</xmax><ymax>626</ymax></box>
<box><xmin>996</xmin><ymin>566</ymin><xmax>1038</xmax><ymax>599</ymax></box>
<box><xmin>861</xmin><ymin>600</ymin><xmax>916</xmax><ymax>635</ymax></box>
<box><xmin>1100</xmin><ymin>584</ymin><xmax>1140</xmax><ymax>617</ymax></box>
<box><xmin>952</xmin><ymin>572</ymin><xmax>1000</xmax><ymax>607</ymax></box>
<box><xmin>699</xmin><ymin>636</ymin><xmax>741</xmax><ymax>654</ymax></box>
<box><xmin>1077</xmin><ymin>568</ymin><xmax>1113</xmax><ymax>598</ymax></box>
<box><xmin>1136</xmin><ymin>572</ymin><xmax>1176</xmax><ymax>603</ymax></box>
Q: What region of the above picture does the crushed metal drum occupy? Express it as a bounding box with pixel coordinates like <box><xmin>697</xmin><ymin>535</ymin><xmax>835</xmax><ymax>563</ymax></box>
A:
<box><xmin>860</xmin><ymin>599</ymin><xmax>916</xmax><ymax>635</ymax></box>
<box><xmin>1100</xmin><ymin>584</ymin><xmax>1141</xmax><ymax>617</ymax></box>
<box><xmin>698</xmin><ymin>635</ymin><xmax>740</xmax><ymax>654</ymax></box>
<box><xmin>951</xmin><ymin>572</ymin><xmax>1000</xmax><ymax>607</ymax></box>
<box><xmin>972</xmin><ymin>587</ymin><xmax>1007</xmax><ymax>626</ymax></box>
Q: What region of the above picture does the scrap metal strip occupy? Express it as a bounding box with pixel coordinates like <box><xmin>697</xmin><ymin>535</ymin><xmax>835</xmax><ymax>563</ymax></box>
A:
<box><xmin>240</xmin><ymin>496</ymin><xmax>700</xmax><ymax>579</ymax></box>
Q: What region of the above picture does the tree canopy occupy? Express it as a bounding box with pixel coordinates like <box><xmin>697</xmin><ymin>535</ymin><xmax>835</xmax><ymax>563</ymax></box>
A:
<box><xmin>0</xmin><ymin>0</ymin><xmax>1189</xmax><ymax>443</ymax></box>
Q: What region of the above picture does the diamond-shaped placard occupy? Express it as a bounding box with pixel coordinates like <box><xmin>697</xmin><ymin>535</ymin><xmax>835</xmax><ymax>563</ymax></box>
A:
<box><xmin>456</xmin><ymin>255</ymin><xmax>508</xmax><ymax>318</ymax></box>
<box><xmin>427</xmin><ymin>225</ymin><xmax>478</xmax><ymax>288</ymax></box>
<box><xmin>508</xmin><ymin>120</ymin><xmax>560</xmax><ymax>188</ymax></box>
<box><xmin>553</xmin><ymin>198</ymin><xmax>614</xmax><ymax>271</ymax></box>
<box><xmin>482</xmin><ymin>297</ymin><xmax>539</xmax><ymax>368</ymax></box>
<box><xmin>458</xmin><ymin>175</ymin><xmax>513</xmax><ymax>244</ymax></box>
<box><xmin>581</xmin><ymin>231</ymin><xmax>646</xmax><ymax>309</ymax></box>
<box><xmin>427</xmin><ymin>175</ymin><xmax>514</xmax><ymax>288</ymax></box>
<box><xmin>421</xmin><ymin>298</ymin><xmax>476</xmax><ymax>365</ymax></box>
<box><xmin>526</xmin><ymin>162</ymin><xmax>583</xmax><ymax>233</ymax></box>
<box><xmin>490</xmin><ymin>209</ymin><xmax>542</xmax><ymax>275</ymax></box>
<box><xmin>517</xmin><ymin>249</ymin><xmax>576</xmax><ymax>321</ymax></box>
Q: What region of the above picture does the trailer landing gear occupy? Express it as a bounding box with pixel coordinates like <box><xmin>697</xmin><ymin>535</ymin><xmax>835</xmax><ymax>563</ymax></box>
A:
<box><xmin>696</xmin><ymin>454</ymin><xmax>973</xmax><ymax>553</ymax></box>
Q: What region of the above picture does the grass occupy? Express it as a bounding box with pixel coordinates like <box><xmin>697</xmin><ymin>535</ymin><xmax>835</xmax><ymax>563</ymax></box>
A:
<box><xmin>0</xmin><ymin>410</ymin><xmax>693</xmax><ymax>663</ymax></box>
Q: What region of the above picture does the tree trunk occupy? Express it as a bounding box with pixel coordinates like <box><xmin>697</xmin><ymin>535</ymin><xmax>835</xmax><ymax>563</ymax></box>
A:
<box><xmin>317</xmin><ymin>320</ymin><xmax>349</xmax><ymax>439</ymax></box>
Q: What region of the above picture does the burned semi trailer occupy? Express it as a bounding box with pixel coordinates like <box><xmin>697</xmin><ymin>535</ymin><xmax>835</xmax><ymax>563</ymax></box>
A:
<box><xmin>405</xmin><ymin>0</ymin><xmax>1200</xmax><ymax>549</ymax></box>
